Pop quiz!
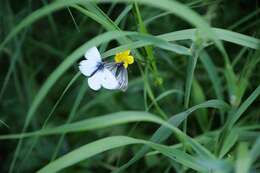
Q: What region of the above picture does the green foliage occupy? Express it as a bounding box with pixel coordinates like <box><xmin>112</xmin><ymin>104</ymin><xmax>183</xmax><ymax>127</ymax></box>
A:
<box><xmin>0</xmin><ymin>0</ymin><xmax>260</xmax><ymax>173</ymax></box>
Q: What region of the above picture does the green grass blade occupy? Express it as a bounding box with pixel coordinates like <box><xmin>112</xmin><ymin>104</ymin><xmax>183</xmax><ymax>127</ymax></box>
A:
<box><xmin>183</xmin><ymin>42</ymin><xmax>202</xmax><ymax>148</ymax></box>
<box><xmin>229</xmin><ymin>8</ymin><xmax>260</xmax><ymax>30</ymax></box>
<box><xmin>104</xmin><ymin>28</ymin><xmax>260</xmax><ymax>59</ymax></box>
<box><xmin>235</xmin><ymin>143</ymin><xmax>250</xmax><ymax>173</ymax></box>
<box><xmin>184</xmin><ymin>42</ymin><xmax>201</xmax><ymax>109</ymax></box>
<box><xmin>37</xmin><ymin>136</ymin><xmax>209</xmax><ymax>173</ymax></box>
<box><xmin>200</xmin><ymin>50</ymin><xmax>224</xmax><ymax>100</ymax></box>
<box><xmin>191</xmin><ymin>78</ymin><xmax>209</xmax><ymax>132</ymax></box>
<box><xmin>250</xmin><ymin>137</ymin><xmax>260</xmax><ymax>163</ymax></box>
<box><xmin>227</xmin><ymin>85</ymin><xmax>260</xmax><ymax>129</ymax></box>
<box><xmin>113</xmin><ymin>100</ymin><xmax>229</xmax><ymax>173</ymax></box>
<box><xmin>219</xmin><ymin>131</ymin><xmax>238</xmax><ymax>158</ymax></box>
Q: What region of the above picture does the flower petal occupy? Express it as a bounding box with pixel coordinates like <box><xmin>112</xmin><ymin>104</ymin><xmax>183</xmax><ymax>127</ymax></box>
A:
<box><xmin>126</xmin><ymin>56</ymin><xmax>134</xmax><ymax>64</ymax></box>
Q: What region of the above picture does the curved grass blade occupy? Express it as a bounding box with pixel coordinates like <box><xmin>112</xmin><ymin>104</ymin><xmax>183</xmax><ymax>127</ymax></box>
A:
<box><xmin>227</xmin><ymin>85</ymin><xmax>260</xmax><ymax>129</ymax></box>
<box><xmin>0</xmin><ymin>111</ymin><xmax>175</xmax><ymax>139</ymax></box>
<box><xmin>218</xmin><ymin>85</ymin><xmax>260</xmax><ymax>157</ymax></box>
<box><xmin>37</xmin><ymin>136</ymin><xmax>209</xmax><ymax>173</ymax></box>
<box><xmin>113</xmin><ymin>100</ymin><xmax>229</xmax><ymax>173</ymax></box>
<box><xmin>103</xmin><ymin>28</ymin><xmax>260</xmax><ymax>58</ymax></box>
<box><xmin>1</xmin><ymin>111</ymin><xmax>217</xmax><ymax>164</ymax></box>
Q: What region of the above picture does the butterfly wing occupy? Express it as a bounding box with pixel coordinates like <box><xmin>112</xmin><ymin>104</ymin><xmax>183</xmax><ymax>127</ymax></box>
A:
<box><xmin>79</xmin><ymin>47</ymin><xmax>102</xmax><ymax>76</ymax></box>
<box><xmin>79</xmin><ymin>59</ymin><xmax>99</xmax><ymax>76</ymax></box>
<box><xmin>105</xmin><ymin>63</ymin><xmax>128</xmax><ymax>91</ymax></box>
<box><xmin>101</xmin><ymin>68</ymin><xmax>119</xmax><ymax>90</ymax></box>
<box><xmin>116</xmin><ymin>67</ymin><xmax>128</xmax><ymax>91</ymax></box>
<box><xmin>84</xmin><ymin>47</ymin><xmax>101</xmax><ymax>61</ymax></box>
<box><xmin>87</xmin><ymin>70</ymin><xmax>103</xmax><ymax>90</ymax></box>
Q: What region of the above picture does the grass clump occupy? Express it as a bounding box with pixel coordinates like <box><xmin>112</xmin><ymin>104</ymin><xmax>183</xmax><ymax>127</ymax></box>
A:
<box><xmin>0</xmin><ymin>0</ymin><xmax>260</xmax><ymax>172</ymax></box>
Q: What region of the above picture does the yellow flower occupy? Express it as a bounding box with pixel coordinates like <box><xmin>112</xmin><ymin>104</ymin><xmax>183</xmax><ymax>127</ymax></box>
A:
<box><xmin>114</xmin><ymin>50</ymin><xmax>134</xmax><ymax>68</ymax></box>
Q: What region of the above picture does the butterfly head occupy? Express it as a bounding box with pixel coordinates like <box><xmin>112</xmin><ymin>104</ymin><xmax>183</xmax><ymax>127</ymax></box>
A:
<box><xmin>114</xmin><ymin>50</ymin><xmax>134</xmax><ymax>68</ymax></box>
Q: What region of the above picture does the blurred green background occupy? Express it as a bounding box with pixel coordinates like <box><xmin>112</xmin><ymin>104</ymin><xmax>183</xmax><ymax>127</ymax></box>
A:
<box><xmin>0</xmin><ymin>0</ymin><xmax>260</xmax><ymax>172</ymax></box>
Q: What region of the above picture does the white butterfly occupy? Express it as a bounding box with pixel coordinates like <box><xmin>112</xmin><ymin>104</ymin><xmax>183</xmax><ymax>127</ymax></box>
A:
<box><xmin>79</xmin><ymin>47</ymin><xmax>119</xmax><ymax>91</ymax></box>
